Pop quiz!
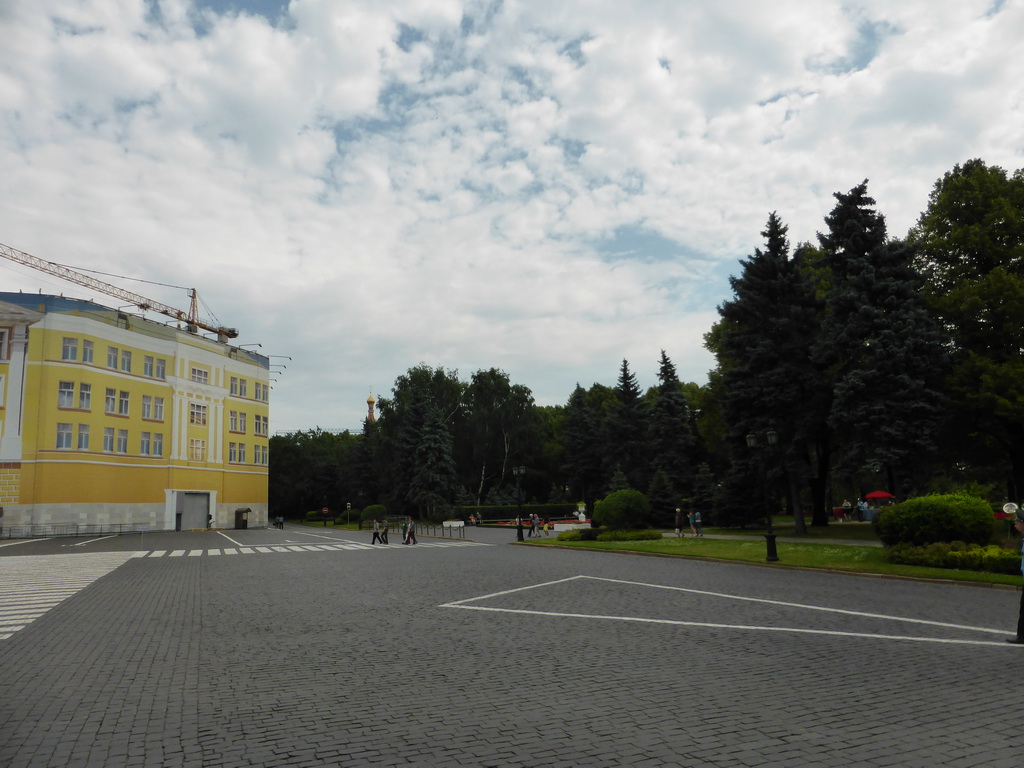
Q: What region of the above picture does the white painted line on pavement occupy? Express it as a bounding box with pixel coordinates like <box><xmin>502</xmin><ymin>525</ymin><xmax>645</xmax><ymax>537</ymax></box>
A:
<box><xmin>70</xmin><ymin>535</ymin><xmax>118</xmax><ymax>547</ymax></box>
<box><xmin>440</xmin><ymin>574</ymin><xmax>1013</xmax><ymax>648</ymax></box>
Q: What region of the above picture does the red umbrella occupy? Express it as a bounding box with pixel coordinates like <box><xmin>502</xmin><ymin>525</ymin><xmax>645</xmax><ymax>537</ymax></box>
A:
<box><xmin>864</xmin><ymin>490</ymin><xmax>894</xmax><ymax>499</ymax></box>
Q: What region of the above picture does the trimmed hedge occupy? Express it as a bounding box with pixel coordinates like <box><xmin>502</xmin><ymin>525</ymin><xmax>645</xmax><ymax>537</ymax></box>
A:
<box><xmin>556</xmin><ymin>528</ymin><xmax>663</xmax><ymax>542</ymax></box>
<box><xmin>593</xmin><ymin>490</ymin><xmax>650</xmax><ymax>530</ymax></box>
<box><xmin>454</xmin><ymin>504</ymin><xmax>578</xmax><ymax>520</ymax></box>
<box><xmin>882</xmin><ymin>541</ymin><xmax>1021</xmax><ymax>575</ymax></box>
<box><xmin>874</xmin><ymin>493</ymin><xmax>993</xmax><ymax>546</ymax></box>
<box><xmin>361</xmin><ymin>504</ymin><xmax>387</xmax><ymax>522</ymax></box>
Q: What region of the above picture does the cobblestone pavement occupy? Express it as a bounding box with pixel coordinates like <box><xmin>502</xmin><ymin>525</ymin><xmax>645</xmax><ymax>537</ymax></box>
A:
<box><xmin>1</xmin><ymin>525</ymin><xmax>1022</xmax><ymax>767</ymax></box>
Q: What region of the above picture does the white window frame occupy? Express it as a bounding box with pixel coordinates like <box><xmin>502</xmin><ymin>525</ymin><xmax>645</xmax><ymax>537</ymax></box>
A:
<box><xmin>142</xmin><ymin>395</ymin><xmax>152</xmax><ymax>419</ymax></box>
<box><xmin>121</xmin><ymin>350</ymin><xmax>132</xmax><ymax>373</ymax></box>
<box><xmin>103</xmin><ymin>427</ymin><xmax>115</xmax><ymax>452</ymax></box>
<box><xmin>82</xmin><ymin>339</ymin><xmax>94</xmax><ymax>363</ymax></box>
<box><xmin>78</xmin><ymin>424</ymin><xmax>90</xmax><ymax>450</ymax></box>
<box><xmin>189</xmin><ymin>438</ymin><xmax>206</xmax><ymax>461</ymax></box>
<box><xmin>56</xmin><ymin>422</ymin><xmax>73</xmax><ymax>449</ymax></box>
<box><xmin>105</xmin><ymin>388</ymin><xmax>116</xmax><ymax>414</ymax></box>
<box><xmin>191</xmin><ymin>367</ymin><xmax>209</xmax><ymax>385</ymax></box>
<box><xmin>189</xmin><ymin>403</ymin><xmax>207</xmax><ymax>426</ymax></box>
<box><xmin>140</xmin><ymin>432</ymin><xmax>150</xmax><ymax>455</ymax></box>
<box><xmin>153</xmin><ymin>433</ymin><xmax>163</xmax><ymax>456</ymax></box>
<box><xmin>153</xmin><ymin>396</ymin><xmax>164</xmax><ymax>421</ymax></box>
<box><xmin>143</xmin><ymin>355</ymin><xmax>154</xmax><ymax>377</ymax></box>
<box><xmin>116</xmin><ymin>429</ymin><xmax>128</xmax><ymax>454</ymax></box>
<box><xmin>62</xmin><ymin>337</ymin><xmax>78</xmax><ymax>361</ymax></box>
<box><xmin>107</xmin><ymin>346</ymin><xmax>118</xmax><ymax>369</ymax></box>
<box><xmin>58</xmin><ymin>381</ymin><xmax>75</xmax><ymax>408</ymax></box>
<box><xmin>118</xmin><ymin>391</ymin><xmax>130</xmax><ymax>416</ymax></box>
<box><xmin>79</xmin><ymin>383</ymin><xmax>91</xmax><ymax>410</ymax></box>
<box><xmin>155</xmin><ymin>358</ymin><xmax>166</xmax><ymax>379</ymax></box>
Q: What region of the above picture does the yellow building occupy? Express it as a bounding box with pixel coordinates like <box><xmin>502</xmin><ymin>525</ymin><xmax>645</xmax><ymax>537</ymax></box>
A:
<box><xmin>0</xmin><ymin>292</ymin><xmax>269</xmax><ymax>534</ymax></box>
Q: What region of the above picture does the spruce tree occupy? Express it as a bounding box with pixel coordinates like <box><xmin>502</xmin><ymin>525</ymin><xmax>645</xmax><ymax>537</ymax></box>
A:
<box><xmin>647</xmin><ymin>350</ymin><xmax>695</xmax><ymax>497</ymax></box>
<box><xmin>603</xmin><ymin>359</ymin><xmax>648</xmax><ymax>490</ymax></box>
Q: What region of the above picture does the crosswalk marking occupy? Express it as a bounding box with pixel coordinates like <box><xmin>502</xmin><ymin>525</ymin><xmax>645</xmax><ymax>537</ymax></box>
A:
<box><xmin>0</xmin><ymin>552</ymin><xmax>137</xmax><ymax>641</ymax></box>
<box><xmin>0</xmin><ymin>540</ymin><xmax>490</xmax><ymax>641</ymax></box>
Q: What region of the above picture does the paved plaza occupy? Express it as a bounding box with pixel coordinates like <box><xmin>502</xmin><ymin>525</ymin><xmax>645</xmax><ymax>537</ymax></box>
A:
<box><xmin>1</xmin><ymin>524</ymin><xmax>1022</xmax><ymax>767</ymax></box>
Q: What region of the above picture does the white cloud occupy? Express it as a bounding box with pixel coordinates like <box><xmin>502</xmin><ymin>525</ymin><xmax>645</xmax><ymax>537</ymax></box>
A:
<box><xmin>1</xmin><ymin>0</ymin><xmax>1022</xmax><ymax>431</ymax></box>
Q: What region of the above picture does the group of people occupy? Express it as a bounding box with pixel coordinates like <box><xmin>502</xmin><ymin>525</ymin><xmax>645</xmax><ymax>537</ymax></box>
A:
<box><xmin>834</xmin><ymin>498</ymin><xmax>871</xmax><ymax>523</ymax></box>
<box><xmin>674</xmin><ymin>507</ymin><xmax>703</xmax><ymax>537</ymax></box>
<box><xmin>514</xmin><ymin>513</ymin><xmax>550</xmax><ymax>540</ymax></box>
<box><xmin>370</xmin><ymin>517</ymin><xmax>417</xmax><ymax>545</ymax></box>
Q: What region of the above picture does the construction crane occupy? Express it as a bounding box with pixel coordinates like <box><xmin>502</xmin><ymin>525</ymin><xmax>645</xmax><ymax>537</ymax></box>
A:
<box><xmin>0</xmin><ymin>241</ymin><xmax>239</xmax><ymax>340</ymax></box>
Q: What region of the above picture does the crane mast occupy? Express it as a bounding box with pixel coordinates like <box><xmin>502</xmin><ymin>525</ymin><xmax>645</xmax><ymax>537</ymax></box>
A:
<box><xmin>0</xmin><ymin>241</ymin><xmax>238</xmax><ymax>340</ymax></box>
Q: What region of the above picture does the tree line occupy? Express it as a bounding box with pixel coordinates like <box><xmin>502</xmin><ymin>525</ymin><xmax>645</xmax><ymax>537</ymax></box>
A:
<box><xmin>270</xmin><ymin>158</ymin><xmax>1024</xmax><ymax>527</ymax></box>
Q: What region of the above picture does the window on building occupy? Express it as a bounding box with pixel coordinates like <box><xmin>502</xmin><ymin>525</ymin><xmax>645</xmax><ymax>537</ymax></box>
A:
<box><xmin>103</xmin><ymin>427</ymin><xmax>115</xmax><ymax>452</ymax></box>
<box><xmin>56</xmin><ymin>422</ymin><xmax>73</xmax><ymax>449</ymax></box>
<box><xmin>191</xmin><ymin>367</ymin><xmax>209</xmax><ymax>385</ymax></box>
<box><xmin>153</xmin><ymin>433</ymin><xmax>163</xmax><ymax>456</ymax></box>
<box><xmin>62</xmin><ymin>337</ymin><xmax>78</xmax><ymax>361</ymax></box>
<box><xmin>121</xmin><ymin>350</ymin><xmax>132</xmax><ymax>373</ymax></box>
<box><xmin>105</xmin><ymin>388</ymin><xmax>116</xmax><ymax>414</ymax></box>
<box><xmin>229</xmin><ymin>411</ymin><xmax>238</xmax><ymax>432</ymax></box>
<box><xmin>189</xmin><ymin>438</ymin><xmax>206</xmax><ymax>461</ymax></box>
<box><xmin>78</xmin><ymin>424</ymin><xmax>90</xmax><ymax>450</ymax></box>
<box><xmin>142</xmin><ymin>395</ymin><xmax>152</xmax><ymax>419</ymax></box>
<box><xmin>140</xmin><ymin>432</ymin><xmax>150</xmax><ymax>455</ymax></box>
<box><xmin>155</xmin><ymin>358</ymin><xmax>166</xmax><ymax>379</ymax></box>
<box><xmin>0</xmin><ymin>329</ymin><xmax>8</xmax><ymax>361</ymax></box>
<box><xmin>118</xmin><ymin>391</ymin><xmax>130</xmax><ymax>416</ymax></box>
<box><xmin>238</xmin><ymin>412</ymin><xmax>247</xmax><ymax>433</ymax></box>
<box><xmin>239</xmin><ymin>379</ymin><xmax>247</xmax><ymax>398</ymax></box>
<box><xmin>144</xmin><ymin>356</ymin><xmax>154</xmax><ymax>377</ymax></box>
<box><xmin>82</xmin><ymin>339</ymin><xmax>94</xmax><ymax>363</ymax></box>
<box><xmin>229</xmin><ymin>442</ymin><xmax>238</xmax><ymax>462</ymax></box>
<box><xmin>238</xmin><ymin>443</ymin><xmax>246</xmax><ymax>463</ymax></box>
<box><xmin>79</xmin><ymin>383</ymin><xmax>91</xmax><ymax>410</ymax></box>
<box><xmin>189</xmin><ymin>403</ymin><xmax>207</xmax><ymax>425</ymax></box>
<box><xmin>153</xmin><ymin>396</ymin><xmax>164</xmax><ymax>421</ymax></box>
<box><xmin>107</xmin><ymin>346</ymin><xmax>118</xmax><ymax>369</ymax></box>
<box><xmin>117</xmin><ymin>429</ymin><xmax>128</xmax><ymax>454</ymax></box>
<box><xmin>230</xmin><ymin>377</ymin><xmax>238</xmax><ymax>395</ymax></box>
<box><xmin>58</xmin><ymin>381</ymin><xmax>75</xmax><ymax>408</ymax></box>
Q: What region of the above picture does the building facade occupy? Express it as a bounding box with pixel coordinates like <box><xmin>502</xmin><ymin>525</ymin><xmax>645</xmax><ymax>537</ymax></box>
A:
<box><xmin>0</xmin><ymin>292</ymin><xmax>269</xmax><ymax>533</ymax></box>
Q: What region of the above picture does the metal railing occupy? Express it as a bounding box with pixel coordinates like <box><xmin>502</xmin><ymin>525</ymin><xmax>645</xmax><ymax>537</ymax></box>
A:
<box><xmin>0</xmin><ymin>523</ymin><xmax>164</xmax><ymax>539</ymax></box>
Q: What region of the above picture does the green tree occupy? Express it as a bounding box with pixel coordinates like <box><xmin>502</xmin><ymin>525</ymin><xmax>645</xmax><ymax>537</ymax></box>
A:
<box><xmin>463</xmin><ymin>368</ymin><xmax>535</xmax><ymax>504</ymax></box>
<box><xmin>816</xmin><ymin>182</ymin><xmax>947</xmax><ymax>496</ymax></box>
<box><xmin>603</xmin><ymin>359</ymin><xmax>648</xmax><ymax>490</ymax></box>
<box><xmin>647</xmin><ymin>350</ymin><xmax>695</xmax><ymax>498</ymax></box>
<box><xmin>408</xmin><ymin>403</ymin><xmax>459</xmax><ymax>520</ymax></box>
<box><xmin>911</xmin><ymin>159</ymin><xmax>1024</xmax><ymax>499</ymax></box>
<box><xmin>562</xmin><ymin>384</ymin><xmax>604</xmax><ymax>506</ymax></box>
<box><xmin>709</xmin><ymin>212</ymin><xmax>823</xmax><ymax>529</ymax></box>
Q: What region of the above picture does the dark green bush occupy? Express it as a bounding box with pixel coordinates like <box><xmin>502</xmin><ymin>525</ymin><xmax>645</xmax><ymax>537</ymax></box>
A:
<box><xmin>593</xmin><ymin>489</ymin><xmax>650</xmax><ymax>530</ymax></box>
<box><xmin>361</xmin><ymin>504</ymin><xmax>387</xmax><ymax>522</ymax></box>
<box><xmin>555</xmin><ymin>528</ymin><xmax>603</xmax><ymax>541</ymax></box>
<box><xmin>595</xmin><ymin>529</ymin><xmax>663</xmax><ymax>542</ymax></box>
<box><xmin>874</xmin><ymin>493</ymin><xmax>993</xmax><ymax>546</ymax></box>
<box><xmin>883</xmin><ymin>541</ymin><xmax>1020</xmax><ymax>574</ymax></box>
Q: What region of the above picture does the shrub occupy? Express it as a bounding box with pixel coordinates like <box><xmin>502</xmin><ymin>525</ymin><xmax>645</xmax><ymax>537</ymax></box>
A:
<box><xmin>593</xmin><ymin>489</ymin><xmax>650</xmax><ymax>530</ymax></box>
<box><xmin>360</xmin><ymin>504</ymin><xmax>387</xmax><ymax>522</ymax></box>
<box><xmin>874</xmin><ymin>493</ymin><xmax>993</xmax><ymax>546</ymax></box>
<box><xmin>883</xmin><ymin>541</ymin><xmax>1020</xmax><ymax>574</ymax></box>
<box><xmin>556</xmin><ymin>528</ymin><xmax>601</xmax><ymax>541</ymax></box>
<box><xmin>595</xmin><ymin>529</ymin><xmax>663</xmax><ymax>542</ymax></box>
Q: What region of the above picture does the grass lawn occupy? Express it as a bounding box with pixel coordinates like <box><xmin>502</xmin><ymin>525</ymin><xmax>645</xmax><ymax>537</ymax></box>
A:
<box><xmin>530</xmin><ymin>535</ymin><xmax>1022</xmax><ymax>587</ymax></box>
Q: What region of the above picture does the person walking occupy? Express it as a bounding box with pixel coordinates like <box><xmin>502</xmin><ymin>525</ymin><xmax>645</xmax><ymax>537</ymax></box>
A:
<box><xmin>688</xmin><ymin>509</ymin><xmax>697</xmax><ymax>536</ymax></box>
<box><xmin>405</xmin><ymin>516</ymin><xmax>417</xmax><ymax>545</ymax></box>
<box><xmin>1008</xmin><ymin>509</ymin><xmax>1024</xmax><ymax>645</ymax></box>
<box><xmin>371</xmin><ymin>519</ymin><xmax>382</xmax><ymax>545</ymax></box>
<box><xmin>381</xmin><ymin>518</ymin><xmax>389</xmax><ymax>545</ymax></box>
<box><xmin>675</xmin><ymin>508</ymin><xmax>684</xmax><ymax>537</ymax></box>
<box><xmin>515</xmin><ymin>514</ymin><xmax>524</xmax><ymax>542</ymax></box>
<box><xmin>694</xmin><ymin>509</ymin><xmax>703</xmax><ymax>537</ymax></box>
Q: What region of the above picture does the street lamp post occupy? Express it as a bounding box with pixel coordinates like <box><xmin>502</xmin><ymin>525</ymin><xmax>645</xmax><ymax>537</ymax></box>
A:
<box><xmin>513</xmin><ymin>465</ymin><xmax>526</xmax><ymax>541</ymax></box>
<box><xmin>746</xmin><ymin>430</ymin><xmax>779</xmax><ymax>562</ymax></box>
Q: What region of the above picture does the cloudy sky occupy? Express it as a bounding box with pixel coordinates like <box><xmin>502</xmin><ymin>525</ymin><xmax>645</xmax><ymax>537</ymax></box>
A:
<box><xmin>1</xmin><ymin>0</ymin><xmax>1022</xmax><ymax>433</ymax></box>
